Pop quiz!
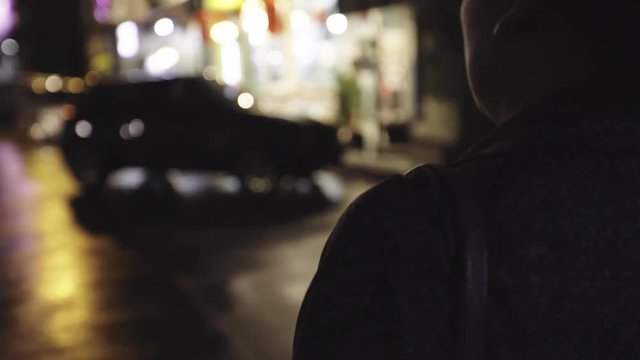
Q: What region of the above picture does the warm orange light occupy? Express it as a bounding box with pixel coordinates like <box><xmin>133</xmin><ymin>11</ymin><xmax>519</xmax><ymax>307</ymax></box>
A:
<box><xmin>60</xmin><ymin>104</ymin><xmax>77</xmax><ymax>121</ymax></box>
<box><xmin>66</xmin><ymin>77</ymin><xmax>86</xmax><ymax>94</ymax></box>
<box><xmin>84</xmin><ymin>71</ymin><xmax>101</xmax><ymax>87</ymax></box>
<box><xmin>31</xmin><ymin>77</ymin><xmax>46</xmax><ymax>94</ymax></box>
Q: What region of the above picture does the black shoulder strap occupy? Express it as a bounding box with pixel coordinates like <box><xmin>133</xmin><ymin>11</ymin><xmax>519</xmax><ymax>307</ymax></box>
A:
<box><xmin>420</xmin><ymin>165</ymin><xmax>489</xmax><ymax>360</ymax></box>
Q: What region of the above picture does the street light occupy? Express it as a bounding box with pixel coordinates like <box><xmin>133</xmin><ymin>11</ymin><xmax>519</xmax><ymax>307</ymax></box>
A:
<box><xmin>154</xmin><ymin>18</ymin><xmax>175</xmax><ymax>37</ymax></box>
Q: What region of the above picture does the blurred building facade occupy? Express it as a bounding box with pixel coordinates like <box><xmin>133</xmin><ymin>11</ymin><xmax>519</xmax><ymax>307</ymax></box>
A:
<box><xmin>85</xmin><ymin>1</ymin><xmax>415</xmax><ymax>127</ymax></box>
<box><xmin>2</xmin><ymin>0</ymin><xmax>488</xmax><ymax>156</ymax></box>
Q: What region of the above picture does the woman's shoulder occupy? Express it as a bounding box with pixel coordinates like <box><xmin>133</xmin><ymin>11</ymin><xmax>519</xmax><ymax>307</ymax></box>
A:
<box><xmin>346</xmin><ymin>165</ymin><xmax>444</xmax><ymax>221</ymax></box>
<box><xmin>320</xmin><ymin>165</ymin><xmax>449</xmax><ymax>267</ymax></box>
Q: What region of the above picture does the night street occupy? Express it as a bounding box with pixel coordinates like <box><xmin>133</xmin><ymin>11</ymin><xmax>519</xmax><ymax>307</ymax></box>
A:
<box><xmin>0</xmin><ymin>142</ymin><xmax>382</xmax><ymax>360</ymax></box>
<box><xmin>0</xmin><ymin>1</ymin><xmax>453</xmax><ymax>358</ymax></box>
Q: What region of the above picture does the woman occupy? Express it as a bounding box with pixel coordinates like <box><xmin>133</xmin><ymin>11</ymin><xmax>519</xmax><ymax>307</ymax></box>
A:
<box><xmin>294</xmin><ymin>0</ymin><xmax>640</xmax><ymax>358</ymax></box>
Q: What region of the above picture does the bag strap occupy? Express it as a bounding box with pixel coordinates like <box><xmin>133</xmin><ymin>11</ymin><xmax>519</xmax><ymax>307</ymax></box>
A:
<box><xmin>422</xmin><ymin>165</ymin><xmax>489</xmax><ymax>360</ymax></box>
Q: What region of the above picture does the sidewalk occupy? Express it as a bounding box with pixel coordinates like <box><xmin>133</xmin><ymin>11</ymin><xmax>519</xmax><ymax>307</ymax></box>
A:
<box><xmin>341</xmin><ymin>141</ymin><xmax>446</xmax><ymax>178</ymax></box>
<box><xmin>0</xmin><ymin>144</ymin><xmax>223</xmax><ymax>360</ymax></box>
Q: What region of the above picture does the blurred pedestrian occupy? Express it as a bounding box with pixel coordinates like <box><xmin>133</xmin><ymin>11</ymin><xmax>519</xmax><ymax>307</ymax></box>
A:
<box><xmin>294</xmin><ymin>0</ymin><xmax>640</xmax><ymax>358</ymax></box>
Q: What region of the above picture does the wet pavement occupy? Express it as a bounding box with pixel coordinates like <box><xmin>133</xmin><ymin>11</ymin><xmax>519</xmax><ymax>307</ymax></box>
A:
<box><xmin>0</xmin><ymin>141</ymin><xmax>380</xmax><ymax>360</ymax></box>
<box><xmin>0</xmin><ymin>143</ymin><xmax>220</xmax><ymax>359</ymax></box>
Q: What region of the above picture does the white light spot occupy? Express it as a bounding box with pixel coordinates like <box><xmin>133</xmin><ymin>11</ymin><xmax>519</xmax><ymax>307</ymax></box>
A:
<box><xmin>220</xmin><ymin>41</ymin><xmax>242</xmax><ymax>86</ymax></box>
<box><xmin>290</xmin><ymin>10</ymin><xmax>311</xmax><ymax>31</ymax></box>
<box><xmin>75</xmin><ymin>120</ymin><xmax>93</xmax><ymax>138</ymax></box>
<box><xmin>154</xmin><ymin>18</ymin><xmax>175</xmax><ymax>37</ymax></box>
<box><xmin>237</xmin><ymin>92</ymin><xmax>255</xmax><ymax>109</ymax></box>
<box><xmin>312</xmin><ymin>170</ymin><xmax>345</xmax><ymax>203</ymax></box>
<box><xmin>45</xmin><ymin>75</ymin><xmax>64</xmax><ymax>93</ymax></box>
<box><xmin>267</xmin><ymin>50</ymin><xmax>284</xmax><ymax>67</ymax></box>
<box><xmin>116</xmin><ymin>21</ymin><xmax>140</xmax><ymax>58</ymax></box>
<box><xmin>213</xmin><ymin>174</ymin><xmax>242</xmax><ymax>194</ymax></box>
<box><xmin>1</xmin><ymin>38</ymin><xmax>19</xmax><ymax>56</ymax></box>
<box><xmin>144</xmin><ymin>46</ymin><xmax>180</xmax><ymax>76</ymax></box>
<box><xmin>167</xmin><ymin>170</ymin><xmax>208</xmax><ymax>196</ymax></box>
<box><xmin>119</xmin><ymin>124</ymin><xmax>131</xmax><ymax>140</ymax></box>
<box><xmin>210</xmin><ymin>21</ymin><xmax>240</xmax><ymax>44</ymax></box>
<box><xmin>248</xmin><ymin>31</ymin><xmax>268</xmax><ymax>46</ymax></box>
<box><xmin>128</xmin><ymin>119</ymin><xmax>145</xmax><ymax>138</ymax></box>
<box><xmin>202</xmin><ymin>65</ymin><xmax>217</xmax><ymax>81</ymax></box>
<box><xmin>327</xmin><ymin>13</ymin><xmax>348</xmax><ymax>35</ymax></box>
<box><xmin>241</xmin><ymin>0</ymin><xmax>269</xmax><ymax>36</ymax></box>
<box><xmin>106</xmin><ymin>167</ymin><xmax>148</xmax><ymax>190</ymax></box>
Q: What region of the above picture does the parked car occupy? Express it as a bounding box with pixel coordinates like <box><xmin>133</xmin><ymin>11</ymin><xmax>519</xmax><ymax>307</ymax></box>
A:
<box><xmin>60</xmin><ymin>78</ymin><xmax>342</xmax><ymax>195</ymax></box>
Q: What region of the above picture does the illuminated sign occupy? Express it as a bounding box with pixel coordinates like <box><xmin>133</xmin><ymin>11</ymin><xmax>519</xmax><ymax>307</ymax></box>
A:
<box><xmin>204</xmin><ymin>0</ymin><xmax>244</xmax><ymax>11</ymax></box>
<box><xmin>0</xmin><ymin>0</ymin><xmax>15</xmax><ymax>39</ymax></box>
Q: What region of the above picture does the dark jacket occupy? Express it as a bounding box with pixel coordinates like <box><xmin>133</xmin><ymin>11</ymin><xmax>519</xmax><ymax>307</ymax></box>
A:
<box><xmin>293</xmin><ymin>102</ymin><xmax>640</xmax><ymax>359</ymax></box>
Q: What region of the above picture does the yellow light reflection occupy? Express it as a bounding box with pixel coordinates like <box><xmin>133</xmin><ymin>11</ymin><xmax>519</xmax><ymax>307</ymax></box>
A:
<box><xmin>22</xmin><ymin>147</ymin><xmax>95</xmax><ymax>351</ymax></box>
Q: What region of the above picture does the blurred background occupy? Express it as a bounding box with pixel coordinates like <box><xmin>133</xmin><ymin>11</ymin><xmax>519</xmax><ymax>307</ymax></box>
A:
<box><xmin>0</xmin><ymin>0</ymin><xmax>492</xmax><ymax>359</ymax></box>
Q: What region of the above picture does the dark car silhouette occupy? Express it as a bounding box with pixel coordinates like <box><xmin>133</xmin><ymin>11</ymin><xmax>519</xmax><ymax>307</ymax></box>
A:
<box><xmin>60</xmin><ymin>78</ymin><xmax>341</xmax><ymax>194</ymax></box>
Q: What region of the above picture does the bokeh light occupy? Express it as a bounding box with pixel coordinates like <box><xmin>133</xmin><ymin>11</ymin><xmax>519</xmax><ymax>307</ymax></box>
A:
<box><xmin>45</xmin><ymin>75</ymin><xmax>64</xmax><ymax>93</ymax></box>
<box><xmin>1</xmin><ymin>38</ymin><xmax>19</xmax><ymax>56</ymax></box>
<box><xmin>237</xmin><ymin>92</ymin><xmax>255</xmax><ymax>109</ymax></box>
<box><xmin>326</xmin><ymin>13</ymin><xmax>348</xmax><ymax>35</ymax></box>
<box><xmin>116</xmin><ymin>21</ymin><xmax>140</xmax><ymax>58</ymax></box>
<box><xmin>154</xmin><ymin>18</ymin><xmax>175</xmax><ymax>37</ymax></box>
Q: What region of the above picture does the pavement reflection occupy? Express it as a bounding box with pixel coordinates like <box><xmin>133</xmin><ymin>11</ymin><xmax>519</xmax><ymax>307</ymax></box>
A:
<box><xmin>0</xmin><ymin>143</ymin><xmax>220</xmax><ymax>359</ymax></box>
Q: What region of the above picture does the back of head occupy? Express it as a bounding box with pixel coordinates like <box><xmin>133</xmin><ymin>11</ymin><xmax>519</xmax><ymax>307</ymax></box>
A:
<box><xmin>461</xmin><ymin>0</ymin><xmax>640</xmax><ymax>123</ymax></box>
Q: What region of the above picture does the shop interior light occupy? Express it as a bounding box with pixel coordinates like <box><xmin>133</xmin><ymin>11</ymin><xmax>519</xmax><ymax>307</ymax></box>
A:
<box><xmin>144</xmin><ymin>46</ymin><xmax>180</xmax><ymax>76</ymax></box>
<box><xmin>154</xmin><ymin>18</ymin><xmax>175</xmax><ymax>37</ymax></box>
<box><xmin>220</xmin><ymin>41</ymin><xmax>243</xmax><ymax>86</ymax></box>
<box><xmin>1</xmin><ymin>38</ymin><xmax>19</xmax><ymax>56</ymax></box>
<box><xmin>210</xmin><ymin>21</ymin><xmax>240</xmax><ymax>44</ymax></box>
<box><xmin>44</xmin><ymin>75</ymin><xmax>64</xmax><ymax>93</ymax></box>
<box><xmin>202</xmin><ymin>65</ymin><xmax>217</xmax><ymax>81</ymax></box>
<box><xmin>93</xmin><ymin>0</ymin><xmax>111</xmax><ymax>23</ymax></box>
<box><xmin>75</xmin><ymin>120</ymin><xmax>93</xmax><ymax>139</ymax></box>
<box><xmin>237</xmin><ymin>92</ymin><xmax>255</xmax><ymax>109</ymax></box>
<box><xmin>0</xmin><ymin>0</ymin><xmax>14</xmax><ymax>39</ymax></box>
<box><xmin>241</xmin><ymin>0</ymin><xmax>269</xmax><ymax>40</ymax></box>
<box><xmin>248</xmin><ymin>31</ymin><xmax>268</xmax><ymax>46</ymax></box>
<box><xmin>326</xmin><ymin>13</ymin><xmax>348</xmax><ymax>35</ymax></box>
<box><xmin>267</xmin><ymin>50</ymin><xmax>284</xmax><ymax>67</ymax></box>
<box><xmin>31</xmin><ymin>77</ymin><xmax>46</xmax><ymax>94</ymax></box>
<box><xmin>84</xmin><ymin>71</ymin><xmax>102</xmax><ymax>87</ymax></box>
<box><xmin>116</xmin><ymin>21</ymin><xmax>140</xmax><ymax>58</ymax></box>
<box><xmin>290</xmin><ymin>10</ymin><xmax>311</xmax><ymax>31</ymax></box>
<box><xmin>66</xmin><ymin>77</ymin><xmax>86</xmax><ymax>94</ymax></box>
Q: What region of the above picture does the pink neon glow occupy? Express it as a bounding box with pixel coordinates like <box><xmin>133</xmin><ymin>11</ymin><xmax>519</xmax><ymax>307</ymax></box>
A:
<box><xmin>0</xmin><ymin>0</ymin><xmax>15</xmax><ymax>40</ymax></box>
<box><xmin>93</xmin><ymin>0</ymin><xmax>112</xmax><ymax>23</ymax></box>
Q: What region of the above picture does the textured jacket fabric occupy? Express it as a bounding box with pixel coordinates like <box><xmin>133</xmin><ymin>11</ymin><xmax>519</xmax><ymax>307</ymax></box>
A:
<box><xmin>293</xmin><ymin>103</ymin><xmax>640</xmax><ymax>359</ymax></box>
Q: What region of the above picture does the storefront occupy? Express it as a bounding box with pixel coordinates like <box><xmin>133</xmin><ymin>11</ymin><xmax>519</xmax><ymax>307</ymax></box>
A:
<box><xmin>198</xmin><ymin>0</ymin><xmax>417</xmax><ymax>135</ymax></box>
<box><xmin>87</xmin><ymin>0</ymin><xmax>418</xmax><ymax>146</ymax></box>
<box><xmin>88</xmin><ymin>0</ymin><xmax>204</xmax><ymax>80</ymax></box>
<box><xmin>196</xmin><ymin>0</ymin><xmax>344</xmax><ymax>123</ymax></box>
<box><xmin>334</xmin><ymin>2</ymin><xmax>417</xmax><ymax>154</ymax></box>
